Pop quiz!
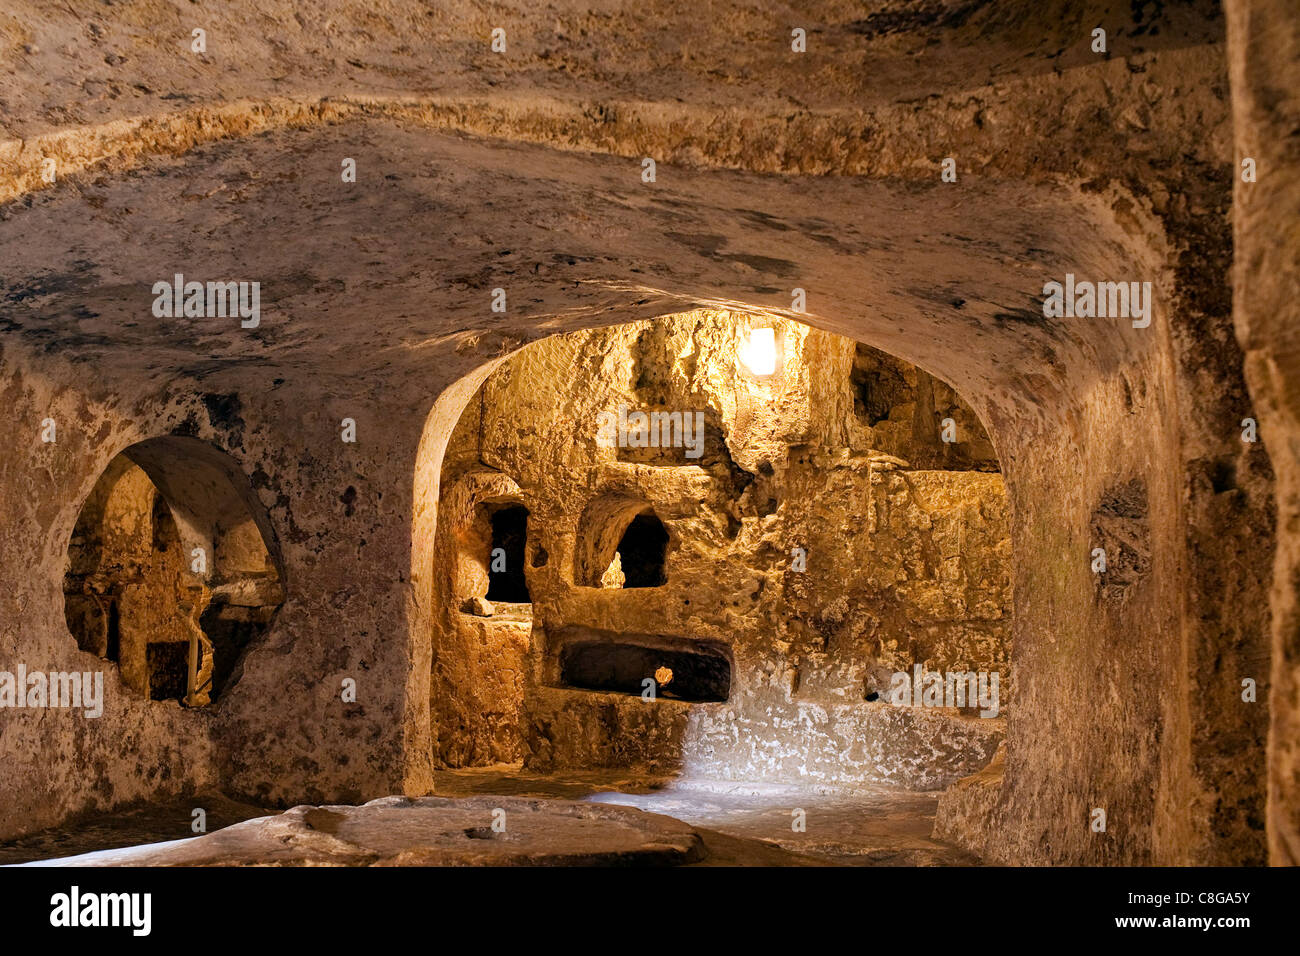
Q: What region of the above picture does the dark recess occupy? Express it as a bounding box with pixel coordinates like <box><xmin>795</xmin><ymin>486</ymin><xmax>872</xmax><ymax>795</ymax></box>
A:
<box><xmin>615</xmin><ymin>513</ymin><xmax>669</xmax><ymax>588</ymax></box>
<box><xmin>561</xmin><ymin>640</ymin><xmax>731</xmax><ymax>702</ymax></box>
<box><xmin>487</xmin><ymin>504</ymin><xmax>531</xmax><ymax>602</ymax></box>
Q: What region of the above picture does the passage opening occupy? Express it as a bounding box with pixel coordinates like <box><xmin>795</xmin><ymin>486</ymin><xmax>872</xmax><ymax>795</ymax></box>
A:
<box><xmin>63</xmin><ymin>438</ymin><xmax>284</xmax><ymax>706</ymax></box>
<box><xmin>613</xmin><ymin>512</ymin><xmax>668</xmax><ymax>588</ymax></box>
<box><xmin>486</xmin><ymin>503</ymin><xmax>531</xmax><ymax>603</ymax></box>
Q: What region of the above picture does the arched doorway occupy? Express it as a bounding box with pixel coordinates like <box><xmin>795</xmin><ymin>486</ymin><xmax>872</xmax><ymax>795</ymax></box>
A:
<box><xmin>421</xmin><ymin>310</ymin><xmax>1011</xmax><ymax>798</ymax></box>
<box><xmin>63</xmin><ymin>437</ymin><xmax>284</xmax><ymax>707</ymax></box>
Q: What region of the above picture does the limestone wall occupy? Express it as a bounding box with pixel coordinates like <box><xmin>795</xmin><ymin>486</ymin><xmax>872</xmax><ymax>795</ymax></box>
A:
<box><xmin>0</xmin><ymin>0</ymin><xmax>1282</xmax><ymax>866</ymax></box>
<box><xmin>1225</xmin><ymin>0</ymin><xmax>1300</xmax><ymax>865</ymax></box>
<box><xmin>432</xmin><ymin>312</ymin><xmax>1012</xmax><ymax>788</ymax></box>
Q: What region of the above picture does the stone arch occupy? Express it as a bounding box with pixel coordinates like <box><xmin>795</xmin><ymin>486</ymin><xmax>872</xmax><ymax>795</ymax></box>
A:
<box><xmin>575</xmin><ymin>495</ymin><xmax>671</xmax><ymax>589</ymax></box>
<box><xmin>409</xmin><ymin>360</ymin><xmax>509</xmax><ymax>781</ymax></box>
<box><xmin>0</xmin><ymin>0</ymin><xmax>1281</xmax><ymax>869</ymax></box>
<box><xmin>63</xmin><ymin>436</ymin><xmax>284</xmax><ymax>706</ymax></box>
<box><xmin>436</xmin><ymin>469</ymin><xmax>529</xmax><ymax>610</ymax></box>
<box><xmin>413</xmin><ymin>312</ymin><xmax>1016</xmax><ymax>786</ymax></box>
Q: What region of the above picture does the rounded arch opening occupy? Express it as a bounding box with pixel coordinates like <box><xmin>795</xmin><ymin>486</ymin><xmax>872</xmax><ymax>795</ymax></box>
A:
<box><xmin>63</xmin><ymin>436</ymin><xmax>284</xmax><ymax>706</ymax></box>
<box><xmin>414</xmin><ymin>309</ymin><xmax>1012</xmax><ymax>792</ymax></box>
<box><xmin>575</xmin><ymin>496</ymin><xmax>671</xmax><ymax>589</ymax></box>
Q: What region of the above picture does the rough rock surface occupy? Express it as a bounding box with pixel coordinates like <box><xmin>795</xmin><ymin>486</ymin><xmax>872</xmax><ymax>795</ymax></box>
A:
<box><xmin>25</xmin><ymin>795</ymin><xmax>705</xmax><ymax>867</ymax></box>
<box><xmin>434</xmin><ymin>314</ymin><xmax>1010</xmax><ymax>789</ymax></box>
<box><xmin>435</xmin><ymin>767</ymin><xmax>980</xmax><ymax>865</ymax></box>
<box><xmin>932</xmin><ymin>743</ymin><xmax>1006</xmax><ymax>857</ymax></box>
<box><xmin>1223</xmin><ymin>0</ymin><xmax>1300</xmax><ymax>867</ymax></box>
<box><xmin>0</xmin><ymin>0</ymin><xmax>1288</xmax><ymax>867</ymax></box>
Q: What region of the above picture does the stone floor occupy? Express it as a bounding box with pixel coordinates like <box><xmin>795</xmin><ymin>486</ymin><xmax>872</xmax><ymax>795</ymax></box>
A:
<box><xmin>17</xmin><ymin>796</ymin><xmax>711</xmax><ymax>867</ymax></box>
<box><xmin>435</xmin><ymin>768</ymin><xmax>981</xmax><ymax>865</ymax></box>
<box><xmin>0</xmin><ymin>792</ymin><xmax>272</xmax><ymax>866</ymax></box>
<box><xmin>0</xmin><ymin>769</ymin><xmax>980</xmax><ymax>866</ymax></box>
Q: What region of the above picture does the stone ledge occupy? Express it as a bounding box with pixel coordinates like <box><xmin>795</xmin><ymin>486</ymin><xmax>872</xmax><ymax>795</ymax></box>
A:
<box><xmin>933</xmin><ymin>743</ymin><xmax>1006</xmax><ymax>861</ymax></box>
<box><xmin>18</xmin><ymin>796</ymin><xmax>706</xmax><ymax>867</ymax></box>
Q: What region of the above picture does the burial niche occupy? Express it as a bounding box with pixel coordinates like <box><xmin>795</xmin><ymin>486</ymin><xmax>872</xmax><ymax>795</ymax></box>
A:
<box><xmin>559</xmin><ymin>635</ymin><xmax>731</xmax><ymax>702</ymax></box>
<box><xmin>576</xmin><ymin>496</ymin><xmax>671</xmax><ymax>589</ymax></box>
<box><xmin>63</xmin><ymin>437</ymin><xmax>284</xmax><ymax>706</ymax></box>
<box><xmin>612</xmin><ymin>512</ymin><xmax>668</xmax><ymax>588</ymax></box>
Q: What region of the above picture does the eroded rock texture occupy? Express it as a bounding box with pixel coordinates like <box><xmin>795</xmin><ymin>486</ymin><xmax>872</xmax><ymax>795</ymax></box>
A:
<box><xmin>0</xmin><ymin>0</ymin><xmax>1292</xmax><ymax>867</ymax></box>
<box><xmin>27</xmin><ymin>796</ymin><xmax>706</xmax><ymax>867</ymax></box>
<box><xmin>434</xmin><ymin>313</ymin><xmax>1009</xmax><ymax>789</ymax></box>
<box><xmin>63</xmin><ymin>443</ymin><xmax>283</xmax><ymax>706</ymax></box>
